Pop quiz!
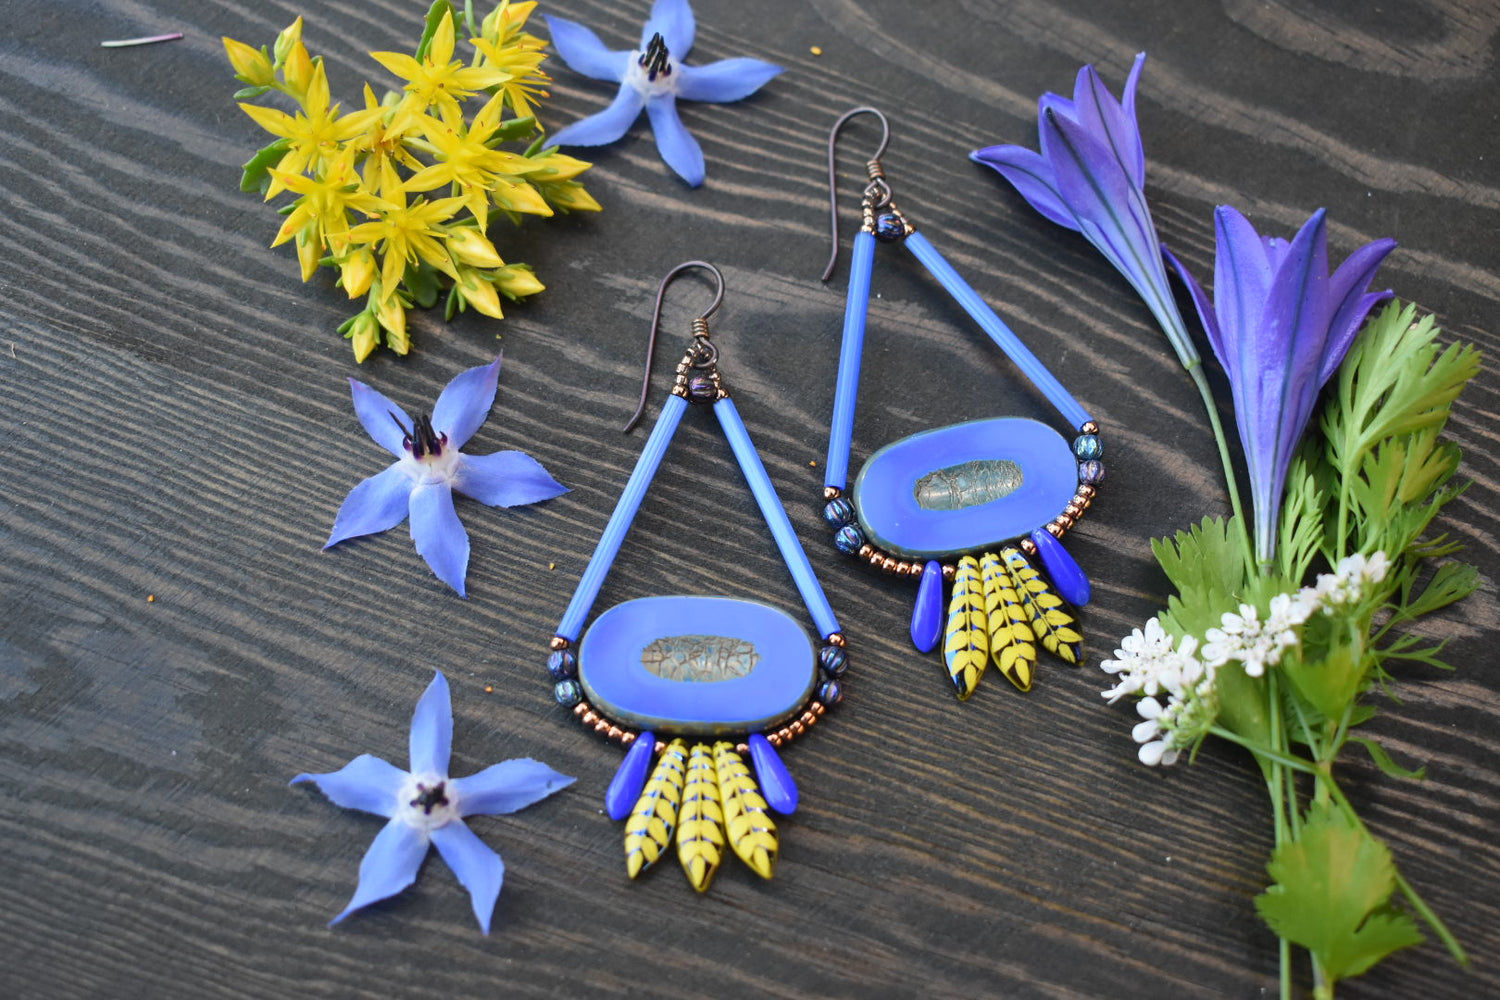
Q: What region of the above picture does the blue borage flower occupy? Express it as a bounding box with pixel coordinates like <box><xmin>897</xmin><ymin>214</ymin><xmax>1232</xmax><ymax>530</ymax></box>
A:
<box><xmin>543</xmin><ymin>0</ymin><xmax>782</xmax><ymax>186</ymax></box>
<box><xmin>970</xmin><ymin>53</ymin><xmax>1199</xmax><ymax>371</ymax></box>
<box><xmin>292</xmin><ymin>671</ymin><xmax>575</xmax><ymax>932</ymax></box>
<box><xmin>324</xmin><ymin>355</ymin><xmax>568</xmax><ymax>596</ymax></box>
<box><xmin>1166</xmin><ymin>207</ymin><xmax>1395</xmax><ymax>562</ymax></box>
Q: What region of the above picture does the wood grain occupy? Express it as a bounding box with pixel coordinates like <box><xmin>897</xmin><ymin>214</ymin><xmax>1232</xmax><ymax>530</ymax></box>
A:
<box><xmin>2</xmin><ymin>1</ymin><xmax>1496</xmax><ymax>998</ymax></box>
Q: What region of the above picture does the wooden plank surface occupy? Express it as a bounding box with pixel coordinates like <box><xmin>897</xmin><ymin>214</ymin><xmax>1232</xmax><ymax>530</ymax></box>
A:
<box><xmin>2</xmin><ymin>1</ymin><xmax>1496</xmax><ymax>997</ymax></box>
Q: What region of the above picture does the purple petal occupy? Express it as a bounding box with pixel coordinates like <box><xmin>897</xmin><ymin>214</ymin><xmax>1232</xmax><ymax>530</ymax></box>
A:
<box><xmin>432</xmin><ymin>356</ymin><xmax>501</xmax><ymax>451</ymax></box>
<box><xmin>329</xmin><ymin>818</ymin><xmax>428</xmax><ymax>926</ymax></box>
<box><xmin>1163</xmin><ymin>245</ymin><xmax>1224</xmax><ymax>365</ymax></box>
<box><xmin>1038</xmin><ymin>90</ymin><xmax>1076</xmax><ymax>125</ymax></box>
<box><xmin>453</xmin><ymin>451</ymin><xmax>568</xmax><ymax>507</ymax></box>
<box><xmin>408</xmin><ymin>670</ymin><xmax>453</xmax><ymax>777</ymax></box>
<box><xmin>430</xmin><ymin>821</ymin><xmax>504</xmax><ymax>934</ymax></box>
<box><xmin>1212</xmin><ymin>205</ymin><xmax>1275</xmax><ymax>363</ymax></box>
<box><xmin>451</xmin><ymin>759</ymin><xmax>576</xmax><ymax>817</ymax></box>
<box><xmin>349</xmin><ymin>378</ymin><xmax>413</xmax><ymax>459</ymax></box>
<box><xmin>970</xmin><ymin>144</ymin><xmax>1079</xmax><ymax>232</ymax></box>
<box><xmin>548</xmin><ymin>85</ymin><xmax>645</xmax><ymax>148</ymax></box>
<box><xmin>409</xmin><ymin>482</ymin><xmax>470</xmax><ymax>596</ymax></box>
<box><xmin>642</xmin><ymin>0</ymin><xmax>694</xmax><ymax>58</ymax></box>
<box><xmin>646</xmin><ymin>95</ymin><xmax>705</xmax><ymax>186</ymax></box>
<box><xmin>1120</xmin><ymin>53</ymin><xmax>1147</xmax><ymax>184</ymax></box>
<box><xmin>1071</xmin><ymin>56</ymin><xmax>1146</xmax><ymax>190</ymax></box>
<box><xmin>1318</xmin><ymin>238</ymin><xmax>1397</xmax><ymax>385</ymax></box>
<box><xmin>675</xmin><ymin>58</ymin><xmax>782</xmax><ymax>102</ymax></box>
<box><xmin>291</xmin><ymin>754</ymin><xmax>406</xmax><ymax>817</ymax></box>
<box><xmin>325</xmin><ymin>464</ymin><xmax>413</xmax><ymax>548</ymax></box>
<box><xmin>543</xmin><ymin>16</ymin><xmax>630</xmax><ymax>81</ymax></box>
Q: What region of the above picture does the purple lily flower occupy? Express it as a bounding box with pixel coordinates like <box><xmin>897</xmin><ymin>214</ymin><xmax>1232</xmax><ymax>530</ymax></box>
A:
<box><xmin>970</xmin><ymin>54</ymin><xmax>1199</xmax><ymax>370</ymax></box>
<box><xmin>292</xmin><ymin>671</ymin><xmax>575</xmax><ymax>933</ymax></box>
<box><xmin>543</xmin><ymin>0</ymin><xmax>782</xmax><ymax>186</ymax></box>
<box><xmin>1167</xmin><ymin>206</ymin><xmax>1396</xmax><ymax>562</ymax></box>
<box><xmin>324</xmin><ymin>355</ymin><xmax>568</xmax><ymax>596</ymax></box>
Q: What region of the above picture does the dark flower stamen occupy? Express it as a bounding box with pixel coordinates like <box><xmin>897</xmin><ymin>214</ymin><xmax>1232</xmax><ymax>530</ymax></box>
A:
<box><xmin>411</xmin><ymin>780</ymin><xmax>450</xmax><ymax>814</ymax></box>
<box><xmin>639</xmin><ymin>32</ymin><xmax>671</xmax><ymax>81</ymax></box>
<box><xmin>391</xmin><ymin>410</ymin><xmax>447</xmax><ymax>459</ymax></box>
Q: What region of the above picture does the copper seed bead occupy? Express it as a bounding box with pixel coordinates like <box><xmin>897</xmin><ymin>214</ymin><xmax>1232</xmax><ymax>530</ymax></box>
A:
<box><xmin>826</xmin><ymin>632</ymin><xmax>846</xmax><ymax>648</ymax></box>
<box><xmin>778</xmin><ymin>727</ymin><xmax>794</xmax><ymax>743</ymax></box>
<box><xmin>824</xmin><ymin>486</ymin><xmax>842</xmax><ymax>501</ymax></box>
<box><xmin>581</xmin><ymin>709</ymin><xmax>599</xmax><ymax>725</ymax></box>
<box><xmin>550</xmin><ymin>636</ymin><xmax>570</xmax><ymax>651</ymax></box>
<box><xmin>1019</xmin><ymin>538</ymin><xmax>1037</xmax><ymax>555</ymax></box>
<box><xmin>1054</xmin><ymin>515</ymin><xmax>1076</xmax><ymax>531</ymax></box>
<box><xmin>867</xmin><ymin>551</ymin><xmax>884</xmax><ymax>567</ymax></box>
<box><xmin>767</xmin><ymin>733</ymin><xmax>783</xmax><ymax>748</ymax></box>
<box><xmin>800</xmin><ymin>711</ymin><xmax>818</xmax><ymax>727</ymax></box>
<box><xmin>572</xmin><ymin>702</ymin><xmax>589</xmax><ymax>716</ymax></box>
<box><xmin>1078</xmin><ymin>484</ymin><xmax>1097</xmax><ymax>499</ymax></box>
<box><xmin>895</xmin><ymin>561</ymin><xmax>911</xmax><ymax>575</ymax></box>
<box><xmin>735</xmin><ymin>742</ymin><xmax>748</xmax><ymax>755</ymax></box>
<box><xmin>607</xmin><ymin>726</ymin><xmax>623</xmax><ymax>742</ymax></box>
<box><xmin>812</xmin><ymin>702</ymin><xmax>827</xmax><ymax>716</ymax></box>
<box><xmin>942</xmin><ymin>563</ymin><xmax>956</xmax><ymax>581</ymax></box>
<box><xmin>790</xmin><ymin>721</ymin><xmax>805</xmax><ymax>737</ymax></box>
<box><xmin>1046</xmin><ymin>523</ymin><xmax>1064</xmax><ymax>537</ymax></box>
<box><xmin>621</xmin><ymin>732</ymin><xmax>637</xmax><ymax>747</ymax></box>
<box><xmin>1065</xmin><ymin>502</ymin><xmax>1085</xmax><ymax>517</ymax></box>
<box><xmin>857</xmin><ymin>544</ymin><xmax>873</xmax><ymax>558</ymax></box>
<box><xmin>594</xmin><ymin>719</ymin><xmax>610</xmax><ymax>734</ymax></box>
<box><xmin>880</xmin><ymin>556</ymin><xmax>896</xmax><ymax>573</ymax></box>
<box><xmin>1081</xmin><ymin>421</ymin><xmax>1099</xmax><ymax>434</ymax></box>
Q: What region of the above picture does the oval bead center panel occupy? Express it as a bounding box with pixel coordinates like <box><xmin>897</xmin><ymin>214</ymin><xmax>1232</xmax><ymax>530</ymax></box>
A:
<box><xmin>581</xmin><ymin>596</ymin><xmax>815</xmax><ymax>736</ymax></box>
<box><xmin>914</xmin><ymin>458</ymin><xmax>1024</xmax><ymax>511</ymax></box>
<box><xmin>640</xmin><ymin>635</ymin><xmax>760</xmax><ymax>682</ymax></box>
<box><xmin>853</xmin><ymin>417</ymin><xmax>1076</xmax><ymax>560</ymax></box>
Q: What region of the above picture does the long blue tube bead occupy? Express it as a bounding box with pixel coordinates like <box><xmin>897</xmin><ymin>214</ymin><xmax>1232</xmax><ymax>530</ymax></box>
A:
<box><xmin>716</xmin><ymin>397</ymin><xmax>843</xmax><ymax>640</ymax></box>
<box><xmin>824</xmin><ymin>230</ymin><xmax>876</xmax><ymax>492</ymax></box>
<box><xmin>555</xmin><ymin>394</ymin><xmax>688</xmax><ymax>640</ymax></box>
<box><xmin>903</xmin><ymin>231</ymin><xmax>1092</xmax><ymax>431</ymax></box>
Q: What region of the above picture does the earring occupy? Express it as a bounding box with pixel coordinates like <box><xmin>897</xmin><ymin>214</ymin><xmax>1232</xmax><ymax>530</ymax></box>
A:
<box><xmin>548</xmin><ymin>262</ymin><xmax>848</xmax><ymax>893</ymax></box>
<box><xmin>817</xmin><ymin>107</ymin><xmax>1100</xmax><ymax>700</ymax></box>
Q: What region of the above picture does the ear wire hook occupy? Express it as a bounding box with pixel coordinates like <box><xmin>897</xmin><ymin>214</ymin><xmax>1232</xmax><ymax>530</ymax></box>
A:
<box><xmin>624</xmin><ymin>260</ymin><xmax>726</xmax><ymax>433</ymax></box>
<box><xmin>822</xmin><ymin>106</ymin><xmax>891</xmax><ymax>282</ymax></box>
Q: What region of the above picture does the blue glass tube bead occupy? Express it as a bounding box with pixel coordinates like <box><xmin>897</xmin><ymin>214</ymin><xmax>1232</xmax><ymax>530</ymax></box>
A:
<box><xmin>1073</xmin><ymin>433</ymin><xmax>1102</xmax><ymax>461</ymax></box>
<box><xmin>553</xmin><ymin>679</ymin><xmax>583</xmax><ymax>707</ymax></box>
<box><xmin>817</xmin><ymin>678</ymin><xmax>844</xmax><ymax>708</ymax></box>
<box><xmin>874</xmin><ymin>212</ymin><xmax>907</xmax><ymax>242</ymax></box>
<box><xmin>834</xmin><ymin>523</ymin><xmax>866</xmax><ymax>554</ymax></box>
<box><xmin>547</xmin><ymin>649</ymin><xmax>578</xmax><ymax>681</ymax></box>
<box><xmin>1078</xmin><ymin>460</ymin><xmax>1105</xmax><ymax>485</ymax></box>
<box><xmin>605</xmin><ymin>731</ymin><xmax>657</xmax><ymax>821</ymax></box>
<box><xmin>818</xmin><ymin>644</ymin><xmax>849</xmax><ymax>678</ymax></box>
<box><xmin>823</xmin><ymin>496</ymin><xmax>856</xmax><ymax>528</ymax></box>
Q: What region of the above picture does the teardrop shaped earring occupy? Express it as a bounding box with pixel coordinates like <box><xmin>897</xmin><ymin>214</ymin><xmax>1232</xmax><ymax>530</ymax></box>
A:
<box><xmin>546</xmin><ymin>262</ymin><xmax>849</xmax><ymax>893</ymax></box>
<box><xmin>816</xmin><ymin>107</ymin><xmax>1101</xmax><ymax>700</ymax></box>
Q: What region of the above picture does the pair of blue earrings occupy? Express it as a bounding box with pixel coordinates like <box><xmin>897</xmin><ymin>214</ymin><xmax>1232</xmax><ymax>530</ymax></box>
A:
<box><xmin>547</xmin><ymin>110</ymin><xmax>1101</xmax><ymax>893</ymax></box>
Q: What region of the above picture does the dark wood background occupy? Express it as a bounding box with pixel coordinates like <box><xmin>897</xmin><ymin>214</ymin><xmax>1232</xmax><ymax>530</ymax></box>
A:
<box><xmin>3</xmin><ymin>1</ymin><xmax>1496</xmax><ymax>997</ymax></box>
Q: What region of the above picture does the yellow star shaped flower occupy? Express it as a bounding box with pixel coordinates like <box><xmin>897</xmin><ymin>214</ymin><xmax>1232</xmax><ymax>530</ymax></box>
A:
<box><xmin>346</xmin><ymin>187</ymin><xmax>466</xmax><ymax>303</ymax></box>
<box><xmin>238</xmin><ymin>60</ymin><xmax>382</xmax><ymax>197</ymax></box>
<box><xmin>371</xmin><ymin>11</ymin><xmax>509</xmax><ymax>130</ymax></box>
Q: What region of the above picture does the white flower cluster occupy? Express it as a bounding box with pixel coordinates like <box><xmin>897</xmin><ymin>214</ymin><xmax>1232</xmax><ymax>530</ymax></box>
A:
<box><xmin>1100</xmin><ymin>551</ymin><xmax>1391</xmax><ymax>767</ymax></box>
<box><xmin>1099</xmin><ymin>618</ymin><xmax>1217</xmax><ymax>766</ymax></box>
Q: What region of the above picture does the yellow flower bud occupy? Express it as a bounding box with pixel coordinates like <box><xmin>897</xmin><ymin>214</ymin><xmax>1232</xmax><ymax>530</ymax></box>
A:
<box><xmin>223</xmin><ymin>37</ymin><xmax>275</xmax><ymax>87</ymax></box>
<box><xmin>341</xmin><ymin>248</ymin><xmax>376</xmax><ymax>298</ymax></box>
<box><xmin>296</xmin><ymin>231</ymin><xmax>323</xmax><ymax>282</ymax></box>
<box><xmin>282</xmin><ymin>41</ymin><xmax>314</xmax><ymax>100</ymax></box>
<box><xmin>491</xmin><ymin>181</ymin><xmax>552</xmax><ymax>217</ymax></box>
<box><xmin>273</xmin><ymin>17</ymin><xmax>304</xmax><ymax>66</ymax></box>
<box><xmin>447</xmin><ymin>228</ymin><xmax>505</xmax><ymax>269</ymax></box>
<box><xmin>457</xmin><ymin>267</ymin><xmax>504</xmax><ymax>319</ymax></box>
<box><xmin>525</xmin><ymin>152</ymin><xmax>592</xmax><ymax>182</ymax></box>
<box><xmin>348</xmin><ymin>312</ymin><xmax>380</xmax><ymax>362</ymax></box>
<box><xmin>375</xmin><ymin>293</ymin><xmax>409</xmax><ymax>354</ymax></box>
<box><xmin>494</xmin><ymin>264</ymin><xmax>544</xmax><ymax>299</ymax></box>
<box><xmin>537</xmin><ymin>180</ymin><xmax>602</xmax><ymax>213</ymax></box>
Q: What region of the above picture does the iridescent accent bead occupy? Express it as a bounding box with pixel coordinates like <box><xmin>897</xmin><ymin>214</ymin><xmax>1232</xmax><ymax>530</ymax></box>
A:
<box><xmin>817</xmin><ymin>678</ymin><xmax>844</xmax><ymax>707</ymax></box>
<box><xmin>1078</xmin><ymin>460</ymin><xmax>1105</xmax><ymax>485</ymax></box>
<box><xmin>874</xmin><ymin>212</ymin><xmax>906</xmax><ymax>242</ymax></box>
<box><xmin>553</xmin><ymin>679</ymin><xmax>582</xmax><ymax>707</ymax></box>
<box><xmin>818</xmin><ymin>644</ymin><xmax>849</xmax><ymax>678</ymax></box>
<box><xmin>547</xmin><ymin>649</ymin><xmax>578</xmax><ymax>681</ymax></box>
<box><xmin>822</xmin><ymin>497</ymin><xmax>856</xmax><ymax>528</ymax></box>
<box><xmin>834</xmin><ymin>523</ymin><xmax>866</xmax><ymax>554</ymax></box>
<box><xmin>686</xmin><ymin>374</ymin><xmax>717</xmax><ymax>403</ymax></box>
<box><xmin>1072</xmin><ymin>434</ymin><xmax>1103</xmax><ymax>461</ymax></box>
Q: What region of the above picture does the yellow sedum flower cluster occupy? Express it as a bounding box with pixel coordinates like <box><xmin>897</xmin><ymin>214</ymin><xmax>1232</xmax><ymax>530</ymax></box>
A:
<box><xmin>225</xmin><ymin>1</ymin><xmax>599</xmax><ymax>361</ymax></box>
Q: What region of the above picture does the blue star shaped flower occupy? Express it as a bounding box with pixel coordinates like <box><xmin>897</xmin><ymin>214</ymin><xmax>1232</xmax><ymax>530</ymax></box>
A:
<box><xmin>292</xmin><ymin>671</ymin><xmax>575</xmax><ymax>933</ymax></box>
<box><xmin>544</xmin><ymin>0</ymin><xmax>782</xmax><ymax>186</ymax></box>
<box><xmin>324</xmin><ymin>355</ymin><xmax>567</xmax><ymax>596</ymax></box>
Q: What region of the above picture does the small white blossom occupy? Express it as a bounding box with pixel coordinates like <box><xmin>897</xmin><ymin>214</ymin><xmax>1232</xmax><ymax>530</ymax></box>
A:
<box><xmin>1099</xmin><ymin>618</ymin><xmax>1200</xmax><ymax>703</ymax></box>
<box><xmin>1201</xmin><ymin>594</ymin><xmax>1310</xmax><ymax>677</ymax></box>
<box><xmin>1311</xmin><ymin>550</ymin><xmax>1391</xmax><ymax>610</ymax></box>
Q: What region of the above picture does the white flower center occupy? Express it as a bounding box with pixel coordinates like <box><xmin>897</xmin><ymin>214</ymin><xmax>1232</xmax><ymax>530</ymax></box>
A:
<box><xmin>395</xmin><ymin>773</ymin><xmax>461</xmax><ymax>832</ymax></box>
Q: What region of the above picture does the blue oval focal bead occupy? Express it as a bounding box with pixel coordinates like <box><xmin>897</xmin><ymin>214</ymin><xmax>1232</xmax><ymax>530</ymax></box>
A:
<box><xmin>605</xmin><ymin>731</ymin><xmax>657</xmax><ymax>821</ymax></box>
<box><xmin>579</xmin><ymin>596</ymin><xmax>816</xmax><ymax>736</ymax></box>
<box><xmin>852</xmin><ymin>418</ymin><xmax>1077</xmax><ymax>560</ymax></box>
<box><xmin>747</xmin><ymin>733</ymin><xmax>798</xmax><ymax>815</ymax></box>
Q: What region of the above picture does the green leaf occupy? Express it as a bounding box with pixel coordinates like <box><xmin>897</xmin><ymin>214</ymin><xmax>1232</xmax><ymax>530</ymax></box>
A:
<box><xmin>1151</xmin><ymin>516</ymin><xmax>1249</xmax><ymax>636</ymax></box>
<box><xmin>1402</xmin><ymin>562</ymin><xmax>1481</xmax><ymax>621</ymax></box>
<box><xmin>415</xmin><ymin>0</ymin><xmax>455</xmax><ymax>62</ymax></box>
<box><xmin>233</xmin><ymin>85</ymin><xmax>273</xmax><ymax>100</ymax></box>
<box><xmin>404</xmin><ymin>261</ymin><xmax>442</xmax><ymax>310</ymax></box>
<box><xmin>1255</xmin><ymin>802</ymin><xmax>1424</xmax><ymax>986</ymax></box>
<box><xmin>491</xmin><ymin>116</ymin><xmax>539</xmax><ymax>144</ymax></box>
<box><xmin>1349</xmin><ymin>736</ymin><xmax>1426</xmax><ymax>780</ymax></box>
<box><xmin>239</xmin><ymin>138</ymin><xmax>291</xmax><ymax>195</ymax></box>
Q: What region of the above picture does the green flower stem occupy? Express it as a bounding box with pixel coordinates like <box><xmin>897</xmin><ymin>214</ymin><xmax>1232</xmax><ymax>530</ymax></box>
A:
<box><xmin>1184</xmin><ymin>358</ymin><xmax>1256</xmax><ymax>567</ymax></box>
